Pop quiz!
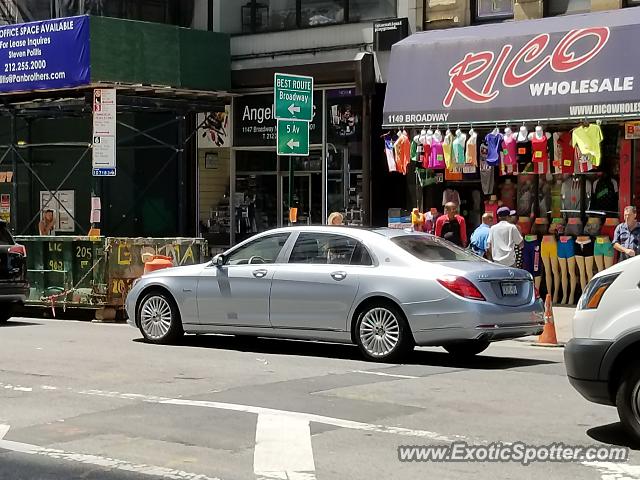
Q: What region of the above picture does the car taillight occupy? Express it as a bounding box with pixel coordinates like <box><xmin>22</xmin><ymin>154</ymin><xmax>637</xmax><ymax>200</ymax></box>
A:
<box><xmin>577</xmin><ymin>272</ymin><xmax>619</xmax><ymax>310</ymax></box>
<box><xmin>437</xmin><ymin>275</ymin><xmax>485</xmax><ymax>301</ymax></box>
<box><xmin>9</xmin><ymin>244</ymin><xmax>26</xmax><ymax>257</ymax></box>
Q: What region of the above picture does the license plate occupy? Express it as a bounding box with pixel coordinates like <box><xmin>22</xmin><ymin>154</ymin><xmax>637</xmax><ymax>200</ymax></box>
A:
<box><xmin>501</xmin><ymin>283</ymin><xmax>518</xmax><ymax>296</ymax></box>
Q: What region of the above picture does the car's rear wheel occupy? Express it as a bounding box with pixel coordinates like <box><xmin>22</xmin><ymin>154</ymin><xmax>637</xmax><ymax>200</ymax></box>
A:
<box><xmin>616</xmin><ymin>361</ymin><xmax>640</xmax><ymax>442</ymax></box>
<box><xmin>137</xmin><ymin>291</ymin><xmax>183</xmax><ymax>345</ymax></box>
<box><xmin>444</xmin><ymin>340</ymin><xmax>490</xmax><ymax>357</ymax></box>
<box><xmin>355</xmin><ymin>302</ymin><xmax>413</xmax><ymax>362</ymax></box>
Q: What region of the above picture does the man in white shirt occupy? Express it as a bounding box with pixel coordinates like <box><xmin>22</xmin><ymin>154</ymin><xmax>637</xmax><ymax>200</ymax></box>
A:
<box><xmin>487</xmin><ymin>207</ymin><xmax>523</xmax><ymax>267</ymax></box>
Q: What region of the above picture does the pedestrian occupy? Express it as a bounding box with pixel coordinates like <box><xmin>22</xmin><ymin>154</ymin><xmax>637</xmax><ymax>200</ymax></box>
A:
<box><xmin>469</xmin><ymin>213</ymin><xmax>493</xmax><ymax>257</ymax></box>
<box><xmin>327</xmin><ymin>211</ymin><xmax>344</xmax><ymax>225</ymax></box>
<box><xmin>38</xmin><ymin>209</ymin><xmax>55</xmax><ymax>235</ymax></box>
<box><xmin>613</xmin><ymin>205</ymin><xmax>640</xmax><ymax>261</ymax></box>
<box><xmin>435</xmin><ymin>202</ymin><xmax>467</xmax><ymax>247</ymax></box>
<box><xmin>487</xmin><ymin>206</ymin><xmax>523</xmax><ymax>267</ymax></box>
<box><xmin>508</xmin><ymin>209</ymin><xmax>524</xmax><ymax>268</ymax></box>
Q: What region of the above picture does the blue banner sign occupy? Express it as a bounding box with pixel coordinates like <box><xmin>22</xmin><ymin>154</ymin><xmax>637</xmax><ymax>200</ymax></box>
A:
<box><xmin>0</xmin><ymin>15</ymin><xmax>90</xmax><ymax>93</ymax></box>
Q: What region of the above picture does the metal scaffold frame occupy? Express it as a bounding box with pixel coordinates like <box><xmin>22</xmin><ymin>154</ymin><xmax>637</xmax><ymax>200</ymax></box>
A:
<box><xmin>0</xmin><ymin>91</ymin><xmax>226</xmax><ymax>236</ymax></box>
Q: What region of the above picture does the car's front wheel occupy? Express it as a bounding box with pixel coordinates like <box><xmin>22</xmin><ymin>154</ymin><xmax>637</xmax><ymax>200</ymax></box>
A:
<box><xmin>444</xmin><ymin>340</ymin><xmax>490</xmax><ymax>357</ymax></box>
<box><xmin>137</xmin><ymin>291</ymin><xmax>183</xmax><ymax>344</ymax></box>
<box><xmin>355</xmin><ymin>302</ymin><xmax>413</xmax><ymax>362</ymax></box>
<box><xmin>616</xmin><ymin>361</ymin><xmax>640</xmax><ymax>442</ymax></box>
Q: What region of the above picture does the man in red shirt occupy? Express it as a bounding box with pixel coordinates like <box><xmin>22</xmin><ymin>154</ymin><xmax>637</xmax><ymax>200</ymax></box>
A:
<box><xmin>435</xmin><ymin>202</ymin><xmax>467</xmax><ymax>247</ymax></box>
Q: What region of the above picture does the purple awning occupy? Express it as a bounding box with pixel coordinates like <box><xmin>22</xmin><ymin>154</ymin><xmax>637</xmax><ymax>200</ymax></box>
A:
<box><xmin>383</xmin><ymin>8</ymin><xmax>640</xmax><ymax>126</ymax></box>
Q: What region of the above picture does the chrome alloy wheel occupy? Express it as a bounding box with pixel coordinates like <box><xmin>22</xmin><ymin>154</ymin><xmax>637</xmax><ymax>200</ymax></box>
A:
<box><xmin>140</xmin><ymin>295</ymin><xmax>173</xmax><ymax>340</ymax></box>
<box><xmin>359</xmin><ymin>307</ymin><xmax>401</xmax><ymax>358</ymax></box>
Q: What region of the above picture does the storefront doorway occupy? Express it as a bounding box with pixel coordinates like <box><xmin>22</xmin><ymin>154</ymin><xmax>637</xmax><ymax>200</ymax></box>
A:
<box><xmin>281</xmin><ymin>172</ymin><xmax>323</xmax><ymax>225</ymax></box>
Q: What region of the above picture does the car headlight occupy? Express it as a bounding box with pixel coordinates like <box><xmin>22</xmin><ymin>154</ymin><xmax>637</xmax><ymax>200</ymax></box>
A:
<box><xmin>577</xmin><ymin>272</ymin><xmax>620</xmax><ymax>310</ymax></box>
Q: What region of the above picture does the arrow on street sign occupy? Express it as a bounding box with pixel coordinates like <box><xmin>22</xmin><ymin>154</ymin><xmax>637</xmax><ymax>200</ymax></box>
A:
<box><xmin>288</xmin><ymin>104</ymin><xmax>301</xmax><ymax>116</ymax></box>
<box><xmin>287</xmin><ymin>139</ymin><xmax>300</xmax><ymax>150</ymax></box>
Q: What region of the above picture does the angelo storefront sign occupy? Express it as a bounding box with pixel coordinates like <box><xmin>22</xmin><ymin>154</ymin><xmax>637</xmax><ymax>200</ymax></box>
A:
<box><xmin>383</xmin><ymin>8</ymin><xmax>640</xmax><ymax>125</ymax></box>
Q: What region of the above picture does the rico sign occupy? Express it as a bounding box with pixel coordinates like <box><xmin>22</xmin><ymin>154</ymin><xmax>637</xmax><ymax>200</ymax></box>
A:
<box><xmin>443</xmin><ymin>27</ymin><xmax>611</xmax><ymax>107</ymax></box>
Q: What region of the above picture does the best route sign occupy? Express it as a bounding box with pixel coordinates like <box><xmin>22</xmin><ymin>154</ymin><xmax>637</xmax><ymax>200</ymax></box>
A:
<box><xmin>274</xmin><ymin>73</ymin><xmax>314</xmax><ymax>121</ymax></box>
<box><xmin>277</xmin><ymin>119</ymin><xmax>309</xmax><ymax>156</ymax></box>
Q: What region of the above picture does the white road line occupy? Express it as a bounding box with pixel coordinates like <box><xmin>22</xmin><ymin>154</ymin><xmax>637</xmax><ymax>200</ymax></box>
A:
<box><xmin>582</xmin><ymin>461</ymin><xmax>640</xmax><ymax>480</ymax></box>
<box><xmin>254</xmin><ymin>414</ymin><xmax>316</xmax><ymax>480</ymax></box>
<box><xmin>351</xmin><ymin>370</ymin><xmax>419</xmax><ymax>379</ymax></box>
<box><xmin>79</xmin><ymin>389</ymin><xmax>468</xmax><ymax>443</ymax></box>
<box><xmin>0</xmin><ymin>424</ymin><xmax>222</xmax><ymax>480</ymax></box>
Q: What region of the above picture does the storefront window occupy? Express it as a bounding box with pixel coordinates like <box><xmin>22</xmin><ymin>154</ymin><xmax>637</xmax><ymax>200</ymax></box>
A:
<box><xmin>348</xmin><ymin>0</ymin><xmax>396</xmax><ymax>22</ymax></box>
<box><xmin>475</xmin><ymin>0</ymin><xmax>513</xmax><ymax>20</ymax></box>
<box><xmin>326</xmin><ymin>89</ymin><xmax>364</xmax><ymax>225</ymax></box>
<box><xmin>545</xmin><ymin>0</ymin><xmax>590</xmax><ymax>16</ymax></box>
<box><xmin>235</xmin><ymin>171</ymin><xmax>278</xmax><ymax>243</ymax></box>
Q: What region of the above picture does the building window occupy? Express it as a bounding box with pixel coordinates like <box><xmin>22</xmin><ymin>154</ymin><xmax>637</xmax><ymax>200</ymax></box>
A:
<box><xmin>347</xmin><ymin>0</ymin><xmax>395</xmax><ymax>23</ymax></box>
<box><xmin>474</xmin><ymin>0</ymin><xmax>513</xmax><ymax>21</ymax></box>
<box><xmin>239</xmin><ymin>0</ymin><xmax>396</xmax><ymax>33</ymax></box>
<box><xmin>545</xmin><ymin>0</ymin><xmax>590</xmax><ymax>16</ymax></box>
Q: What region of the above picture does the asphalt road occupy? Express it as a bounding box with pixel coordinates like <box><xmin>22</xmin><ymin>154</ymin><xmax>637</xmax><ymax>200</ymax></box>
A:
<box><xmin>1</xmin><ymin>317</ymin><xmax>639</xmax><ymax>480</ymax></box>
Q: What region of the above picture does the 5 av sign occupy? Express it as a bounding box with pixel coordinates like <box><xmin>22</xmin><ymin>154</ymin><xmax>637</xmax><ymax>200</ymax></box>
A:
<box><xmin>277</xmin><ymin>119</ymin><xmax>309</xmax><ymax>156</ymax></box>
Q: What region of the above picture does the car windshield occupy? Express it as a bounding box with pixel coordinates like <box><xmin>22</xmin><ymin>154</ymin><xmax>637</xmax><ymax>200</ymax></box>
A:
<box><xmin>391</xmin><ymin>235</ymin><xmax>484</xmax><ymax>262</ymax></box>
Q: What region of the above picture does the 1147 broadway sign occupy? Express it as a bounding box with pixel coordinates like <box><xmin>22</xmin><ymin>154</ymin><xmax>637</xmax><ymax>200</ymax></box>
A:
<box><xmin>383</xmin><ymin>9</ymin><xmax>640</xmax><ymax>124</ymax></box>
<box><xmin>0</xmin><ymin>15</ymin><xmax>90</xmax><ymax>93</ymax></box>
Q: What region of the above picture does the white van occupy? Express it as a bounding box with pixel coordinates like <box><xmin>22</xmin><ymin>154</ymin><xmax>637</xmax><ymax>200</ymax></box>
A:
<box><xmin>565</xmin><ymin>255</ymin><xmax>640</xmax><ymax>441</ymax></box>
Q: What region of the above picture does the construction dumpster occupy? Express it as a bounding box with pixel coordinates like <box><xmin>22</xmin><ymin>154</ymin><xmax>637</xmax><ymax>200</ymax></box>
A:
<box><xmin>15</xmin><ymin>235</ymin><xmax>107</xmax><ymax>308</ymax></box>
<box><xmin>14</xmin><ymin>236</ymin><xmax>207</xmax><ymax>315</ymax></box>
<box><xmin>104</xmin><ymin>237</ymin><xmax>208</xmax><ymax>311</ymax></box>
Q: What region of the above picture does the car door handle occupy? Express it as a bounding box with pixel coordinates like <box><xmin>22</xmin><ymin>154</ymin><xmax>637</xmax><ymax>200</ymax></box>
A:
<box><xmin>330</xmin><ymin>271</ymin><xmax>347</xmax><ymax>281</ymax></box>
<box><xmin>252</xmin><ymin>269</ymin><xmax>268</xmax><ymax>278</ymax></box>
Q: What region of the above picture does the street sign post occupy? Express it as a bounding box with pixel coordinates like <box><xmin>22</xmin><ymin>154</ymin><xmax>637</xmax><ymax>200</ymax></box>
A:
<box><xmin>277</xmin><ymin>120</ymin><xmax>309</xmax><ymax>156</ymax></box>
<box><xmin>274</xmin><ymin>73</ymin><xmax>314</xmax><ymax>121</ymax></box>
<box><xmin>274</xmin><ymin>73</ymin><xmax>313</xmax><ymax>223</ymax></box>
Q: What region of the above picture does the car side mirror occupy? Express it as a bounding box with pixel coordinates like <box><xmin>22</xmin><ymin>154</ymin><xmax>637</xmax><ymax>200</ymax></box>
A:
<box><xmin>212</xmin><ymin>254</ymin><xmax>225</xmax><ymax>267</ymax></box>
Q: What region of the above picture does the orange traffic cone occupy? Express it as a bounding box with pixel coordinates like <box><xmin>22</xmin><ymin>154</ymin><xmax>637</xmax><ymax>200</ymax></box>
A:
<box><xmin>538</xmin><ymin>294</ymin><xmax>558</xmax><ymax>345</ymax></box>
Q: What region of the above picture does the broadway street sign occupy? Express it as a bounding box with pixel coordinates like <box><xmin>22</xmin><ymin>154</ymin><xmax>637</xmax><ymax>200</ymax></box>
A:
<box><xmin>274</xmin><ymin>73</ymin><xmax>314</xmax><ymax>121</ymax></box>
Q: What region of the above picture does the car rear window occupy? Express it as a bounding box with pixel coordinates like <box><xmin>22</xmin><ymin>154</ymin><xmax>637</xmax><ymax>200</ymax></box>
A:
<box><xmin>0</xmin><ymin>224</ymin><xmax>14</xmax><ymax>245</ymax></box>
<box><xmin>391</xmin><ymin>235</ymin><xmax>483</xmax><ymax>262</ymax></box>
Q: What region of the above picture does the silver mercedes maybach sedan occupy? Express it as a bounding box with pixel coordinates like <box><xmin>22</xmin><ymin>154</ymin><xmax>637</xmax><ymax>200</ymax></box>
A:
<box><xmin>126</xmin><ymin>226</ymin><xmax>544</xmax><ymax>362</ymax></box>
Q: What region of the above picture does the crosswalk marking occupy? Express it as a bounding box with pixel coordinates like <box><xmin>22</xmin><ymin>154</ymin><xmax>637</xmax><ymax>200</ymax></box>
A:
<box><xmin>254</xmin><ymin>414</ymin><xmax>316</xmax><ymax>480</ymax></box>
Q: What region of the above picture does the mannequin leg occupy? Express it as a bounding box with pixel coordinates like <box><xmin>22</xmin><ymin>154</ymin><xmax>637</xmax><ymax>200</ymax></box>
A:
<box><xmin>541</xmin><ymin>255</ymin><xmax>553</xmax><ymax>301</ymax></box>
<box><xmin>558</xmin><ymin>257</ymin><xmax>569</xmax><ymax>304</ymax></box>
<box><xmin>550</xmin><ymin>255</ymin><xmax>561</xmax><ymax>304</ymax></box>
<box><xmin>604</xmin><ymin>256</ymin><xmax>614</xmax><ymax>269</ymax></box>
<box><xmin>585</xmin><ymin>256</ymin><xmax>594</xmax><ymax>283</ymax></box>
<box><xmin>568</xmin><ymin>256</ymin><xmax>578</xmax><ymax>305</ymax></box>
<box><xmin>594</xmin><ymin>255</ymin><xmax>604</xmax><ymax>272</ymax></box>
<box><xmin>534</xmin><ymin>276</ymin><xmax>542</xmax><ymax>291</ymax></box>
<box><xmin>575</xmin><ymin>255</ymin><xmax>587</xmax><ymax>291</ymax></box>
